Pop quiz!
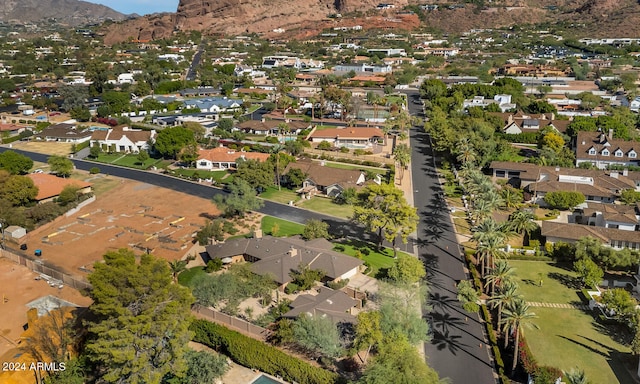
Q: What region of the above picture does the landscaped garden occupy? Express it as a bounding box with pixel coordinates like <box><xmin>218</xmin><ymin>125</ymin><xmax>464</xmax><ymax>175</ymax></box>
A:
<box><xmin>508</xmin><ymin>260</ymin><xmax>637</xmax><ymax>384</ymax></box>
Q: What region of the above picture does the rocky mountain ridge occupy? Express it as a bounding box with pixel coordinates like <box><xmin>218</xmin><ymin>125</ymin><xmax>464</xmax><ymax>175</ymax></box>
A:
<box><xmin>0</xmin><ymin>0</ymin><xmax>127</xmax><ymax>26</ymax></box>
<box><xmin>101</xmin><ymin>0</ymin><xmax>640</xmax><ymax>44</ymax></box>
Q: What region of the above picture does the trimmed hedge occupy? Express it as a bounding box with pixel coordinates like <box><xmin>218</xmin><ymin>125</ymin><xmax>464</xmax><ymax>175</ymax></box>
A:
<box><xmin>190</xmin><ymin>319</ymin><xmax>339</xmax><ymax>384</ymax></box>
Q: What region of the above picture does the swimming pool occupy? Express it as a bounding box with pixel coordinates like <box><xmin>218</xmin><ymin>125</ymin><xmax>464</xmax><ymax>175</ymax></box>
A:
<box><xmin>250</xmin><ymin>374</ymin><xmax>285</xmax><ymax>384</ymax></box>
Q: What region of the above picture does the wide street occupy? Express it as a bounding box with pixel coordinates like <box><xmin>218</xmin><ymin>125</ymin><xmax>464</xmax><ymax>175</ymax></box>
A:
<box><xmin>406</xmin><ymin>92</ymin><xmax>496</xmax><ymax>383</ymax></box>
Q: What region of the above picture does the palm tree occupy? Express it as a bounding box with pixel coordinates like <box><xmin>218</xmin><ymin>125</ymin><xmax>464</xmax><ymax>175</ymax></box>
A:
<box><xmin>393</xmin><ymin>144</ymin><xmax>411</xmax><ymax>185</ymax></box>
<box><xmin>456</xmin><ymin>137</ymin><xmax>477</xmax><ymax>165</ymax></box>
<box><xmin>168</xmin><ymin>260</ymin><xmax>187</xmax><ymax>283</ymax></box>
<box><xmin>479</xmin><ymin>189</ymin><xmax>504</xmax><ymax>212</ymax></box>
<box><xmin>508</xmin><ymin>209</ymin><xmax>539</xmax><ymax>244</ymax></box>
<box><xmin>484</xmin><ymin>259</ymin><xmax>515</xmax><ymax>296</ymax></box>
<box><xmin>501</xmin><ymin>298</ymin><xmax>537</xmax><ymax>372</ymax></box>
<box><xmin>472</xmin><ymin>218</ymin><xmax>507</xmax><ymax>245</ymax></box>
<box><xmin>489</xmin><ymin>281</ymin><xmax>522</xmax><ymax>334</ymax></box>
<box><xmin>563</xmin><ymin>368</ymin><xmax>589</xmax><ymax>384</ymax></box>
<box><xmin>476</xmin><ymin>234</ymin><xmax>506</xmax><ymax>277</ymax></box>
<box><xmin>470</xmin><ymin>199</ymin><xmax>493</xmax><ymax>225</ymax></box>
<box><xmin>500</xmin><ymin>185</ymin><xmax>522</xmax><ymax>209</ymax></box>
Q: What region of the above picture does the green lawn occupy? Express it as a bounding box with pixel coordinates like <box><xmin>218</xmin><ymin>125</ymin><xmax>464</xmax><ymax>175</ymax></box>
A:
<box><xmin>509</xmin><ymin>261</ymin><xmax>636</xmax><ymax>384</ymax></box>
<box><xmin>453</xmin><ymin>216</ymin><xmax>472</xmax><ymax>236</ymax></box>
<box><xmin>508</xmin><ymin>261</ymin><xmax>581</xmax><ymax>305</ymax></box>
<box><xmin>299</xmin><ymin>197</ymin><xmax>353</xmax><ymax>219</ymax></box>
<box><xmin>319</xmin><ymin>161</ymin><xmax>389</xmax><ymax>174</ymax></box>
<box><xmin>172</xmin><ymin>169</ymin><xmax>232</xmax><ymax>183</ymax></box>
<box><xmin>178</xmin><ymin>266</ymin><xmax>207</xmax><ymax>286</ymax></box>
<box><xmin>524</xmin><ymin>308</ymin><xmax>635</xmax><ymax>384</ymax></box>
<box><xmin>261</xmin><ymin>216</ymin><xmax>305</xmax><ymax>237</ymax></box>
<box><xmin>93</xmin><ymin>153</ymin><xmax>168</xmax><ymax>170</ymax></box>
<box><xmin>260</xmin><ymin>187</ymin><xmax>300</xmax><ymax>204</ymax></box>
<box><xmin>333</xmin><ymin>239</ymin><xmax>405</xmax><ymax>278</ymax></box>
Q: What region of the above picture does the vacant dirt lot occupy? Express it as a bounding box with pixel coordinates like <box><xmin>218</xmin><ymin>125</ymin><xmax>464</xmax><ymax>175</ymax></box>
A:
<box><xmin>9</xmin><ymin>141</ymin><xmax>73</xmax><ymax>156</ymax></box>
<box><xmin>22</xmin><ymin>179</ymin><xmax>220</xmax><ymax>279</ymax></box>
<box><xmin>0</xmin><ymin>258</ymin><xmax>92</xmax><ymax>358</ymax></box>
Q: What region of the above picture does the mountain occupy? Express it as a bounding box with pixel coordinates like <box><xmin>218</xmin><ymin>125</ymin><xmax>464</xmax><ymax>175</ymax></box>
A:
<box><xmin>0</xmin><ymin>0</ymin><xmax>127</xmax><ymax>26</ymax></box>
<box><xmin>101</xmin><ymin>0</ymin><xmax>640</xmax><ymax>45</ymax></box>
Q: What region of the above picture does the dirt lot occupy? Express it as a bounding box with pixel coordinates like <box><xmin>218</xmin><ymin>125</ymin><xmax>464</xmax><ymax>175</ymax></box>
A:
<box><xmin>9</xmin><ymin>141</ymin><xmax>73</xmax><ymax>156</ymax></box>
<box><xmin>21</xmin><ymin>178</ymin><xmax>221</xmax><ymax>279</ymax></box>
<box><xmin>0</xmin><ymin>258</ymin><xmax>92</xmax><ymax>358</ymax></box>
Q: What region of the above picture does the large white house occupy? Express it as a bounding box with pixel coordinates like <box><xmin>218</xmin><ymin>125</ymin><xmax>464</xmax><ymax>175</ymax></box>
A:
<box><xmin>90</xmin><ymin>126</ymin><xmax>156</xmax><ymax>153</ymax></box>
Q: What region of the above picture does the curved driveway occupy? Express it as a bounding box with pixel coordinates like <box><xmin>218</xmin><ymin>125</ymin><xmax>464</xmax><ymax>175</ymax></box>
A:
<box><xmin>406</xmin><ymin>91</ymin><xmax>496</xmax><ymax>384</ymax></box>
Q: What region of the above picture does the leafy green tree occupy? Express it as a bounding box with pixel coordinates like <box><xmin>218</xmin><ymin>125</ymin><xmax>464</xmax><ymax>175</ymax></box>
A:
<box><xmin>196</xmin><ymin>219</ymin><xmax>225</xmax><ymax>245</ymax></box>
<box><xmin>601</xmin><ymin>288</ymin><xmax>637</xmax><ymax>322</ymax></box>
<box><xmin>317</xmin><ymin>140</ymin><xmax>332</xmax><ymax>150</ymax></box>
<box><xmin>58</xmin><ymin>85</ymin><xmax>89</xmax><ymax>112</ymax></box>
<box><xmin>302</xmin><ymin>219</ymin><xmax>330</xmax><ymax>240</ymax></box>
<box><xmin>47</xmin><ymin>155</ymin><xmax>74</xmax><ymax>177</ymax></box>
<box><xmin>352</xmin><ymin>311</ymin><xmax>383</xmax><ymax>364</ymax></box>
<box><xmin>168</xmin><ymin>260</ymin><xmax>188</xmax><ymax>283</ymax></box>
<box><xmin>573</xmin><ymin>257</ymin><xmax>603</xmax><ymax>288</ymax></box>
<box><xmin>217</xmin><ymin>118</ymin><xmax>234</xmax><ymax>132</ymax></box>
<box><xmin>419</xmin><ymin>79</ymin><xmax>447</xmax><ymax>100</ymax></box>
<box><xmin>621</xmin><ymin>189</ymin><xmax>640</xmax><ymax>205</ymax></box>
<box><xmin>334</xmin><ymin>187</ymin><xmax>357</xmax><ymax>205</ymax></box>
<box><xmin>388</xmin><ymin>254</ymin><xmax>426</xmax><ymax>284</ymax></box>
<box><xmin>566</xmin><ymin>116</ymin><xmax>598</xmax><ymax>137</ymax></box>
<box><xmin>543</xmin><ymin>191</ymin><xmax>585</xmax><ymax>210</ymax></box>
<box><xmin>234</xmin><ymin>158</ymin><xmax>275</xmax><ymax>191</ymax></box>
<box><xmin>0</xmin><ymin>174</ymin><xmax>38</xmax><ymax>205</ymax></box>
<box><xmin>0</xmin><ymin>151</ymin><xmax>33</xmax><ymax>175</ymax></box>
<box><xmin>102</xmin><ymin>91</ymin><xmax>131</xmax><ymax>114</ymax></box>
<box><xmin>293</xmin><ymin>314</ymin><xmax>343</xmax><ymax>358</ymax></box>
<box><xmin>154</xmin><ymin>126</ymin><xmax>196</xmax><ymax>159</ymax></box>
<box><xmin>58</xmin><ymin>185</ymin><xmax>80</xmax><ymax>205</ymax></box>
<box><xmin>284</xmin><ymin>167</ymin><xmax>306</xmax><ymax>188</ymax></box>
<box><xmin>500</xmin><ymin>185</ymin><xmax>522</xmax><ymax>209</ymax></box>
<box><xmin>359</xmin><ymin>331</ymin><xmax>439</xmax><ymax>384</ymax></box>
<box><xmin>352</xmin><ymin>184</ymin><xmax>417</xmax><ymax>254</ymax></box>
<box><xmin>44</xmin><ymin>357</ymin><xmax>87</xmax><ymax>384</ymax></box>
<box><xmin>171</xmin><ymin>349</ymin><xmax>229</xmax><ymax>384</ymax></box>
<box><xmin>289</xmin><ymin>264</ymin><xmax>325</xmax><ymax>290</ymax></box>
<box><xmin>136</xmin><ymin>150</ymin><xmax>149</xmax><ymax>165</ymax></box>
<box><xmin>378</xmin><ymin>282</ymin><xmax>429</xmax><ymax>346</ymax></box>
<box><xmin>213</xmin><ymin>178</ymin><xmax>264</xmax><ymax>217</ymax></box>
<box><xmin>85</xmin><ymin>249</ymin><xmax>194</xmax><ymax>384</ymax></box>
<box><xmin>70</xmin><ymin>106</ymin><xmax>91</xmax><ymax>122</ymax></box>
<box><xmin>89</xmin><ymin>146</ymin><xmax>101</xmax><ymax>159</ymax></box>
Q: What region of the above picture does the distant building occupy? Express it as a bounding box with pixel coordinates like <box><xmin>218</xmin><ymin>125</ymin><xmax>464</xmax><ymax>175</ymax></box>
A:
<box><xmin>575</xmin><ymin>131</ymin><xmax>640</xmax><ymax>169</ymax></box>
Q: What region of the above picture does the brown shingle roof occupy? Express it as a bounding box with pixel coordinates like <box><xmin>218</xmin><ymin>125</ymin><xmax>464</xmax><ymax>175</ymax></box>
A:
<box><xmin>284</xmin><ymin>160</ymin><xmax>365</xmax><ymax>189</ymax></box>
<box><xmin>576</xmin><ymin>131</ymin><xmax>640</xmax><ymax>163</ymax></box>
<box><xmin>26</xmin><ymin>173</ymin><xmax>92</xmax><ymax>201</ymax></box>
<box><xmin>283</xmin><ymin>286</ymin><xmax>357</xmax><ymax>324</ymax></box>
<box><xmin>582</xmin><ymin>203</ymin><xmax>639</xmax><ymax>225</ymax></box>
<box><xmin>91</xmin><ymin>125</ymin><xmax>153</xmax><ymax>144</ymax></box>
<box><xmin>34</xmin><ymin>123</ymin><xmax>92</xmax><ymax>140</ymax></box>
<box><xmin>205</xmin><ymin>236</ymin><xmax>363</xmax><ymax>285</ymax></box>
<box><xmin>542</xmin><ymin>221</ymin><xmax>640</xmax><ymax>244</ymax></box>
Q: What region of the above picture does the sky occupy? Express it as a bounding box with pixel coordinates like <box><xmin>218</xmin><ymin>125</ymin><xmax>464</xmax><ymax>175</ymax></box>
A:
<box><xmin>83</xmin><ymin>0</ymin><xmax>179</xmax><ymax>15</ymax></box>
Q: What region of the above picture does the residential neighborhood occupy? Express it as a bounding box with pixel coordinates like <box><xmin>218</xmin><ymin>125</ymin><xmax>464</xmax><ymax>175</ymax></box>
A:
<box><xmin>1</xmin><ymin>2</ymin><xmax>640</xmax><ymax>384</ymax></box>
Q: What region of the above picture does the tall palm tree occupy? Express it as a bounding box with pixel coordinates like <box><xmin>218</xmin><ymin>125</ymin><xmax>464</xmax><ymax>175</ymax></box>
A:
<box><xmin>508</xmin><ymin>209</ymin><xmax>539</xmax><ymax>243</ymax></box>
<box><xmin>472</xmin><ymin>218</ymin><xmax>507</xmax><ymax>245</ymax></box>
<box><xmin>501</xmin><ymin>298</ymin><xmax>537</xmax><ymax>372</ymax></box>
<box><xmin>456</xmin><ymin>137</ymin><xmax>477</xmax><ymax>165</ymax></box>
<box><xmin>476</xmin><ymin>234</ymin><xmax>506</xmax><ymax>277</ymax></box>
<box><xmin>489</xmin><ymin>280</ymin><xmax>522</xmax><ymax>334</ymax></box>
<box><xmin>470</xmin><ymin>199</ymin><xmax>493</xmax><ymax>225</ymax></box>
<box><xmin>479</xmin><ymin>189</ymin><xmax>504</xmax><ymax>212</ymax></box>
<box><xmin>563</xmin><ymin>368</ymin><xmax>589</xmax><ymax>384</ymax></box>
<box><xmin>168</xmin><ymin>260</ymin><xmax>187</xmax><ymax>283</ymax></box>
<box><xmin>500</xmin><ymin>185</ymin><xmax>522</xmax><ymax>209</ymax></box>
<box><xmin>484</xmin><ymin>259</ymin><xmax>515</xmax><ymax>296</ymax></box>
<box><xmin>393</xmin><ymin>144</ymin><xmax>411</xmax><ymax>185</ymax></box>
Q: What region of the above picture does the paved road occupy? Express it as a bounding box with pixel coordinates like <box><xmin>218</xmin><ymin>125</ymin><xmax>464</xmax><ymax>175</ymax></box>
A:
<box><xmin>185</xmin><ymin>44</ymin><xmax>204</xmax><ymax>81</ymax></box>
<box><xmin>0</xmin><ymin>147</ymin><xmax>414</xmax><ymax>254</ymax></box>
<box><xmin>405</xmin><ymin>91</ymin><xmax>496</xmax><ymax>384</ymax></box>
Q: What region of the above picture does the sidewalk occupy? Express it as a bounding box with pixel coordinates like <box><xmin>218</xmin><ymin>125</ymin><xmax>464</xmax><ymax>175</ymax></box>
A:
<box><xmin>395</xmin><ymin>137</ymin><xmax>414</xmax><ymax>207</ymax></box>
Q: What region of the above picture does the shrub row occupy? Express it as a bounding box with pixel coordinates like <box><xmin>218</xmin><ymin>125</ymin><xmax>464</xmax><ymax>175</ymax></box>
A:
<box><xmin>496</xmin><ymin>132</ymin><xmax>540</xmax><ymax>144</ymax></box>
<box><xmin>519</xmin><ymin>336</ymin><xmax>563</xmax><ymax>383</ymax></box>
<box><xmin>190</xmin><ymin>319</ymin><xmax>339</xmax><ymax>384</ymax></box>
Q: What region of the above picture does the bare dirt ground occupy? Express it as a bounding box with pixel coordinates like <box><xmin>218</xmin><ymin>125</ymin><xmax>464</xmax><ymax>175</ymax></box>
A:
<box><xmin>0</xmin><ymin>258</ymin><xmax>92</xmax><ymax>358</ymax></box>
<box><xmin>21</xmin><ymin>179</ymin><xmax>221</xmax><ymax>279</ymax></box>
<box><xmin>8</xmin><ymin>141</ymin><xmax>73</xmax><ymax>156</ymax></box>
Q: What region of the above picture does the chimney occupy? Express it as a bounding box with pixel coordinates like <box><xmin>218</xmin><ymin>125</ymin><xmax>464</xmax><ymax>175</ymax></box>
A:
<box><xmin>610</xmin><ymin>171</ymin><xmax>618</xmax><ymax>179</ymax></box>
<box><xmin>254</xmin><ymin>229</ymin><xmax>263</xmax><ymax>239</ymax></box>
<box><xmin>623</xmin><ymin>168</ymin><xmax>629</xmax><ymax>177</ymax></box>
<box><xmin>508</xmin><ymin>115</ymin><xmax>513</xmax><ymax>123</ymax></box>
<box><xmin>288</xmin><ymin>246</ymin><xmax>298</xmax><ymax>257</ymax></box>
<box><xmin>581</xmin><ymin>141</ymin><xmax>585</xmax><ymax>146</ymax></box>
<box><xmin>551</xmin><ymin>112</ymin><xmax>555</xmax><ymax>120</ymax></box>
<box><xmin>609</xmin><ymin>129</ymin><xmax>613</xmax><ymax>140</ymax></box>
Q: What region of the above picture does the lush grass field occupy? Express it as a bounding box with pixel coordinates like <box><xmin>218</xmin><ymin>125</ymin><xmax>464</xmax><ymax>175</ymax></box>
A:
<box><xmin>509</xmin><ymin>261</ymin><xmax>635</xmax><ymax>384</ymax></box>
<box><xmin>93</xmin><ymin>153</ymin><xmax>168</xmax><ymax>170</ymax></box>
<box><xmin>259</xmin><ymin>187</ymin><xmax>300</xmax><ymax>204</ymax></box>
<box><xmin>299</xmin><ymin>197</ymin><xmax>353</xmax><ymax>219</ymax></box>
<box><xmin>178</xmin><ymin>266</ymin><xmax>206</xmax><ymax>286</ymax></box>
<box><xmin>260</xmin><ymin>216</ymin><xmax>305</xmax><ymax>237</ymax></box>
<box><xmin>172</xmin><ymin>168</ymin><xmax>232</xmax><ymax>183</ymax></box>
<box><xmin>333</xmin><ymin>239</ymin><xmax>404</xmax><ymax>277</ymax></box>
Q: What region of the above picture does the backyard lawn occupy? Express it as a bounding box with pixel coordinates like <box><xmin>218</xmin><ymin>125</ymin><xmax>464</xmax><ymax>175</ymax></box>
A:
<box><xmin>260</xmin><ymin>216</ymin><xmax>304</xmax><ymax>237</ymax></box>
<box><xmin>333</xmin><ymin>239</ymin><xmax>402</xmax><ymax>277</ymax></box>
<box><xmin>509</xmin><ymin>261</ymin><xmax>636</xmax><ymax>384</ymax></box>
<box><xmin>508</xmin><ymin>261</ymin><xmax>581</xmax><ymax>305</ymax></box>
<box><xmin>93</xmin><ymin>153</ymin><xmax>169</xmax><ymax>170</ymax></box>
<box><xmin>178</xmin><ymin>266</ymin><xmax>207</xmax><ymax>286</ymax></box>
<box><xmin>299</xmin><ymin>197</ymin><xmax>353</xmax><ymax>219</ymax></box>
<box><xmin>260</xmin><ymin>187</ymin><xmax>300</xmax><ymax>204</ymax></box>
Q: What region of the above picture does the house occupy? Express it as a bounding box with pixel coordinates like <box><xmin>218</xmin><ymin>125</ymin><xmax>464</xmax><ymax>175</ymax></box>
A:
<box><xmin>542</xmin><ymin>221</ymin><xmax>640</xmax><ymax>251</ymax></box>
<box><xmin>26</xmin><ymin>173</ymin><xmax>92</xmax><ymax>204</ymax></box>
<box><xmin>283</xmin><ymin>160</ymin><xmax>369</xmax><ymax>198</ymax></box>
<box><xmin>332</xmin><ymin>64</ymin><xmax>393</xmax><ymax>74</ymax></box>
<box><xmin>33</xmin><ymin>123</ymin><xmax>92</xmax><ymax>143</ymax></box>
<box><xmin>490</xmin><ymin>161</ymin><xmax>639</xmax><ymax>204</ymax></box>
<box><xmin>116</xmin><ymin>73</ymin><xmax>136</xmax><ymax>84</ymax></box>
<box><xmin>576</xmin><ymin>203</ymin><xmax>639</xmax><ymax>231</ymax></box>
<box><xmin>90</xmin><ymin>125</ymin><xmax>156</xmax><ymax>153</ymax></box>
<box><xmin>236</xmin><ymin>120</ymin><xmax>311</xmax><ymax>136</ymax></box>
<box><xmin>204</xmin><ymin>236</ymin><xmax>364</xmax><ymax>289</ymax></box>
<box><xmin>196</xmin><ymin>146</ymin><xmax>270</xmax><ymax>170</ymax></box>
<box><xmin>491</xmin><ymin>112</ymin><xmax>569</xmax><ymax>134</ymax></box>
<box><xmin>182</xmin><ymin>97</ymin><xmax>242</xmax><ymax>113</ymax></box>
<box><xmin>462</xmin><ymin>94</ymin><xmax>516</xmax><ymax>112</ymax></box>
<box><xmin>575</xmin><ymin>131</ymin><xmax>640</xmax><ymax>169</ymax></box>
<box><xmin>308</xmin><ymin>127</ymin><xmax>384</xmax><ymax>148</ymax></box>
<box><xmin>283</xmin><ymin>286</ymin><xmax>358</xmax><ymax>324</ymax></box>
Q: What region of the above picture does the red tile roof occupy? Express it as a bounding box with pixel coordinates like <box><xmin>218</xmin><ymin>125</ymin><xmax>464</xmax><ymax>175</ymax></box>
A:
<box><xmin>197</xmin><ymin>147</ymin><xmax>270</xmax><ymax>163</ymax></box>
